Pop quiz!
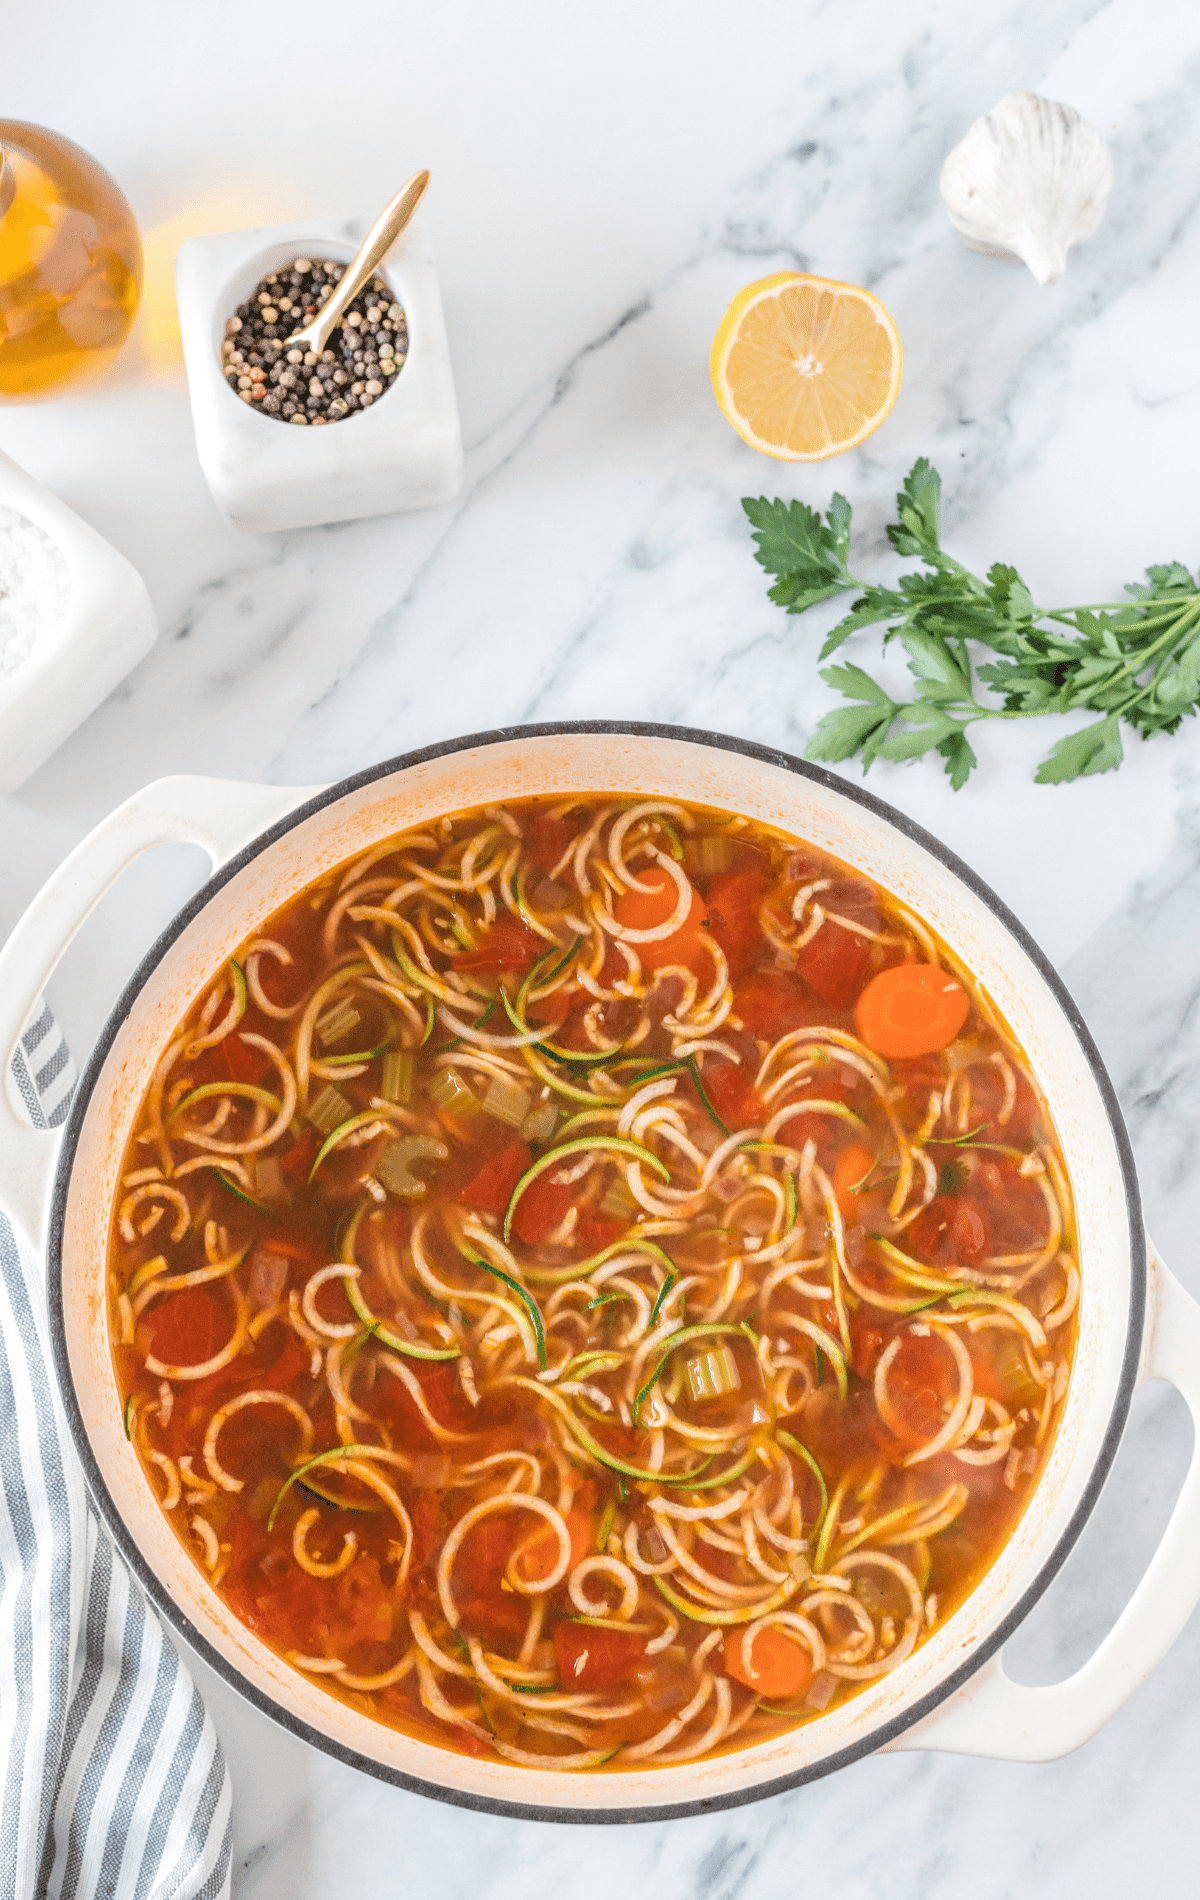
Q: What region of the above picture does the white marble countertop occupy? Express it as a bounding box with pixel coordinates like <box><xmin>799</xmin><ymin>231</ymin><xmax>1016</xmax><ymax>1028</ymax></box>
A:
<box><xmin>5</xmin><ymin>0</ymin><xmax>1200</xmax><ymax>1891</ymax></box>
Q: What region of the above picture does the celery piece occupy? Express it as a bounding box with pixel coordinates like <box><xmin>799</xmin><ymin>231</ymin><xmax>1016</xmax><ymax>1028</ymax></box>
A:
<box><xmin>308</xmin><ymin>1083</ymin><xmax>353</xmax><ymax>1133</ymax></box>
<box><xmin>482</xmin><ymin>1071</ymin><xmax>533</xmax><ymax>1129</ymax></box>
<box><xmin>428</xmin><ymin>1068</ymin><xmax>480</xmax><ymax>1119</ymax></box>
<box><xmin>375</xmin><ymin>1135</ymin><xmax>449</xmax><ymax>1200</ymax></box>
<box><xmin>988</xmin><ymin>1333</ymin><xmax>1045</xmax><ymax>1410</ymax></box>
<box><xmin>380</xmin><ymin>1049</ymin><xmax>413</xmax><ymax>1105</ymax></box>
<box><xmin>315</xmin><ymin>999</ymin><xmax>361</xmax><ymax>1048</ymax></box>
<box><xmin>685</xmin><ymin>1345</ymin><xmax>741</xmax><ymax>1404</ymax></box>
<box><xmin>256</xmin><ymin>1156</ymin><xmax>291</xmax><ymax>1206</ymax></box>
<box><xmin>684</xmin><ymin>834</ymin><xmax>735</xmax><ymax>877</ymax></box>
<box><xmin>599</xmin><ymin>1174</ymin><xmax>637</xmax><ymax>1222</ymax></box>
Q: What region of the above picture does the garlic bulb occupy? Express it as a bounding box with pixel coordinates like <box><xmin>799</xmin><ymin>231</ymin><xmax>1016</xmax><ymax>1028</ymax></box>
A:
<box><xmin>940</xmin><ymin>92</ymin><xmax>1113</xmax><ymax>285</ymax></box>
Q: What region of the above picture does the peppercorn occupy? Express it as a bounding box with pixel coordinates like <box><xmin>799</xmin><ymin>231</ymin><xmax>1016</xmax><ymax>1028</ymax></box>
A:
<box><xmin>218</xmin><ymin>255</ymin><xmax>405</xmax><ymax>427</ymax></box>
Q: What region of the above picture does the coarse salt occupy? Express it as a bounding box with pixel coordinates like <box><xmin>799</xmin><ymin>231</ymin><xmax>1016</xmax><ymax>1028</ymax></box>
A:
<box><xmin>0</xmin><ymin>504</ymin><xmax>70</xmax><ymax>680</ymax></box>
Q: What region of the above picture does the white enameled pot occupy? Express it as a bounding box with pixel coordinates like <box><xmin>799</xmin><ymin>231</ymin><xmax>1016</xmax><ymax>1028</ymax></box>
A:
<box><xmin>3</xmin><ymin>723</ymin><xmax>1200</xmax><ymax>1824</ymax></box>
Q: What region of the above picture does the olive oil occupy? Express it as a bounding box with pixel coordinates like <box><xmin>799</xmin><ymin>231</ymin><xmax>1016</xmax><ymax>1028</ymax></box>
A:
<box><xmin>0</xmin><ymin>121</ymin><xmax>142</xmax><ymax>401</ymax></box>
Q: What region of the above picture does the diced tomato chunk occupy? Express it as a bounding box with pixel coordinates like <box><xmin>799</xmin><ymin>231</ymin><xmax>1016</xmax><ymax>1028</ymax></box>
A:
<box><xmin>795</xmin><ymin>920</ymin><xmax>870</xmax><ymax>1009</ymax></box>
<box><xmin>528</xmin><ymin>813</ymin><xmax>577</xmax><ymax>872</ymax></box>
<box><xmin>578</xmin><ymin>1207</ymin><xmax>625</xmax><ymax>1249</ymax></box>
<box><xmin>850</xmin><ymin>1316</ymin><xmax>886</xmax><ymax>1381</ymax></box>
<box><xmin>222</xmin><ymin>1033</ymin><xmax>271</xmax><ymax>1084</ymax></box>
<box><xmin>255</xmin><ymin>1326</ymin><xmax>311</xmax><ymax>1393</ymax></box>
<box><xmin>411</xmin><ymin>1491</ymin><xmax>444</xmax><ymax>1567</ymax></box>
<box><xmin>455</xmin><ymin>916</ymin><xmax>543</xmax><ymax>975</ymax></box>
<box><xmin>280</xmin><ymin>1126</ymin><xmax>319</xmax><ymax>1180</ymax></box>
<box><xmin>705</xmin><ymin>870</ymin><xmax>768</xmax><ymax>978</ymax></box>
<box><xmin>882</xmin><ymin>1330</ymin><xmax>958</xmax><ymax>1444</ymax></box>
<box><xmin>144</xmin><ymin>1287</ymin><xmax>218</xmax><ymax>1367</ymax></box>
<box><xmin>553</xmin><ymin>1620</ymin><xmax>646</xmax><ymax>1691</ymax></box>
<box><xmin>889</xmin><ymin>1054</ymin><xmax>950</xmax><ymax>1093</ymax></box>
<box><xmin>734</xmin><ymin>969</ymin><xmax>813</xmax><ymax>1039</ymax></box>
<box><xmin>906</xmin><ymin>1195</ymin><xmax>990</xmax><ymax>1266</ymax></box>
<box><xmin>451</xmin><ymin>1517</ymin><xmax>529</xmax><ymax>1637</ymax></box>
<box><xmin>456</xmin><ymin>1140</ymin><xmax>531</xmax><ymax>1214</ymax></box>
<box><xmin>700</xmin><ymin>1059</ymin><xmax>764</xmax><ymax>1130</ymax></box>
<box><xmin>335</xmin><ymin>1557</ymin><xmax>392</xmax><ymax>1647</ymax></box>
<box><xmin>512</xmin><ymin>1174</ymin><xmax>574</xmax><ymax>1245</ymax></box>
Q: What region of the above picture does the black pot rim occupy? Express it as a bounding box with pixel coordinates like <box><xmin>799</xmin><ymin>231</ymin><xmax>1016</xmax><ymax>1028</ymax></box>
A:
<box><xmin>46</xmin><ymin>718</ymin><xmax>1145</xmax><ymax>1826</ymax></box>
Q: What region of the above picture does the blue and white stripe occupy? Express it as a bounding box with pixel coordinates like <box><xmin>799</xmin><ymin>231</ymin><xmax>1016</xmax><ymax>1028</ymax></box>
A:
<box><xmin>11</xmin><ymin>1003</ymin><xmax>75</xmax><ymax>1134</ymax></box>
<box><xmin>0</xmin><ymin>1005</ymin><xmax>232</xmax><ymax>1900</ymax></box>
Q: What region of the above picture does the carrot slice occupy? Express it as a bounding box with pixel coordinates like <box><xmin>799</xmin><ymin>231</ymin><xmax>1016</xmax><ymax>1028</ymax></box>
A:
<box><xmin>854</xmin><ymin>962</ymin><xmax>969</xmax><ymax>1058</ymax></box>
<box><xmin>513</xmin><ymin>1508</ymin><xmax>592</xmax><ymax>1583</ymax></box>
<box><xmin>613</xmin><ymin>869</ymin><xmax>704</xmax><ymax>973</ymax></box>
<box><xmin>832</xmin><ymin>1139</ymin><xmax>875</xmax><ymax>1217</ymax></box>
<box><xmin>724</xmin><ymin>1626</ymin><xmax>813</xmax><ymax>1699</ymax></box>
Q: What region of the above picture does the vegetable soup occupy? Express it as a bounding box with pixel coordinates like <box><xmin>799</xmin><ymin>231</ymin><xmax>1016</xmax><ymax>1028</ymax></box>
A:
<box><xmin>108</xmin><ymin>796</ymin><xmax>1078</xmax><ymax>1770</ymax></box>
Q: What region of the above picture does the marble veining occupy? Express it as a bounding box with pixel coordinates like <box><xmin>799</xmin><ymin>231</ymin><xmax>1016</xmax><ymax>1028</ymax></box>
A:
<box><xmin>3</xmin><ymin>0</ymin><xmax>1200</xmax><ymax>1892</ymax></box>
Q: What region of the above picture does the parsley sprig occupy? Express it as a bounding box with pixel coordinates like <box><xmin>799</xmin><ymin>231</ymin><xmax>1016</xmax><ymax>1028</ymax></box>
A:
<box><xmin>744</xmin><ymin>460</ymin><xmax>1200</xmax><ymax>788</ymax></box>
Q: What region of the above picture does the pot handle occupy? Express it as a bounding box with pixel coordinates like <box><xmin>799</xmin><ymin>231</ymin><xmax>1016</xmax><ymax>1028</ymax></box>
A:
<box><xmin>0</xmin><ymin>774</ymin><xmax>320</xmax><ymax>1257</ymax></box>
<box><xmin>885</xmin><ymin>1239</ymin><xmax>1200</xmax><ymax>1762</ymax></box>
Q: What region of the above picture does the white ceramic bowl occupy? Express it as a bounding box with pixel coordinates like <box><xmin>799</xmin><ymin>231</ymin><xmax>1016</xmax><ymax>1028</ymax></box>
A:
<box><xmin>2</xmin><ymin>723</ymin><xmax>1199</xmax><ymax>1822</ymax></box>
<box><xmin>176</xmin><ymin>212</ymin><xmax>463</xmax><ymax>534</ymax></box>
<box><xmin>0</xmin><ymin>448</ymin><xmax>156</xmax><ymax>795</ymax></box>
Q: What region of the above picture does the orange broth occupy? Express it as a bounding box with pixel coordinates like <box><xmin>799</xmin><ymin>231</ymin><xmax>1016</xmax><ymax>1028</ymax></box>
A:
<box><xmin>107</xmin><ymin>796</ymin><xmax>1078</xmax><ymax>1769</ymax></box>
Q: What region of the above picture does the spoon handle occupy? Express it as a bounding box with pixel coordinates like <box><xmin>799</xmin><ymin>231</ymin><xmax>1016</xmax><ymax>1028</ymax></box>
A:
<box><xmin>305</xmin><ymin>169</ymin><xmax>430</xmax><ymax>356</ymax></box>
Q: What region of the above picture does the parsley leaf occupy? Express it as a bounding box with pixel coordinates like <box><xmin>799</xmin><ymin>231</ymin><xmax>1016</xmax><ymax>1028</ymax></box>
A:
<box><xmin>938</xmin><ymin>729</ymin><xmax>978</xmax><ymax>792</ymax></box>
<box><xmin>819</xmin><ymin>591</ymin><xmax>906</xmax><ymax>658</ymax></box>
<box><xmin>888</xmin><ymin>459</ymin><xmax>944</xmax><ymax>562</ymax></box>
<box><xmin>742</xmin><ymin>494</ymin><xmax>855</xmax><ymax>613</ymax></box>
<box><xmin>807</xmin><ymin>665</ymin><xmax>901</xmax><ymax>767</ymax></box>
<box><xmin>938</xmin><ymin>1159</ymin><xmax>968</xmax><ymax>1195</ymax></box>
<box><xmin>1034</xmin><ymin>715</ymin><xmax>1124</xmax><ymax>784</ymax></box>
<box><xmin>745</xmin><ymin>459</ymin><xmax>1200</xmax><ymax>786</ymax></box>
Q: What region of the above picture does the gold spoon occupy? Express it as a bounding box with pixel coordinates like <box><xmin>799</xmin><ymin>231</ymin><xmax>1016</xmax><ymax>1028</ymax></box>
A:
<box><xmin>283</xmin><ymin>169</ymin><xmax>429</xmax><ymax>358</ymax></box>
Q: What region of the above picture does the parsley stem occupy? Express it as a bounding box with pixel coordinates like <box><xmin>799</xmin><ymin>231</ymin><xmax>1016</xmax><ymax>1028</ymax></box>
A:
<box><xmin>943</xmin><ymin>588</ymin><xmax>1200</xmax><ymax>729</ymax></box>
<box><xmin>1094</xmin><ymin>603</ymin><xmax>1200</xmax><ymax>708</ymax></box>
<box><xmin>1042</xmin><ymin>600</ymin><xmax>1196</xmax><ymax>622</ymax></box>
<box><xmin>1119</xmin><ymin>618</ymin><xmax>1200</xmax><ymax>713</ymax></box>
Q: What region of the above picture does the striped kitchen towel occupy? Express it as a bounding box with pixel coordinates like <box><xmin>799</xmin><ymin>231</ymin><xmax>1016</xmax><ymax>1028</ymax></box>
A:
<box><xmin>0</xmin><ymin>1003</ymin><xmax>233</xmax><ymax>1900</ymax></box>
